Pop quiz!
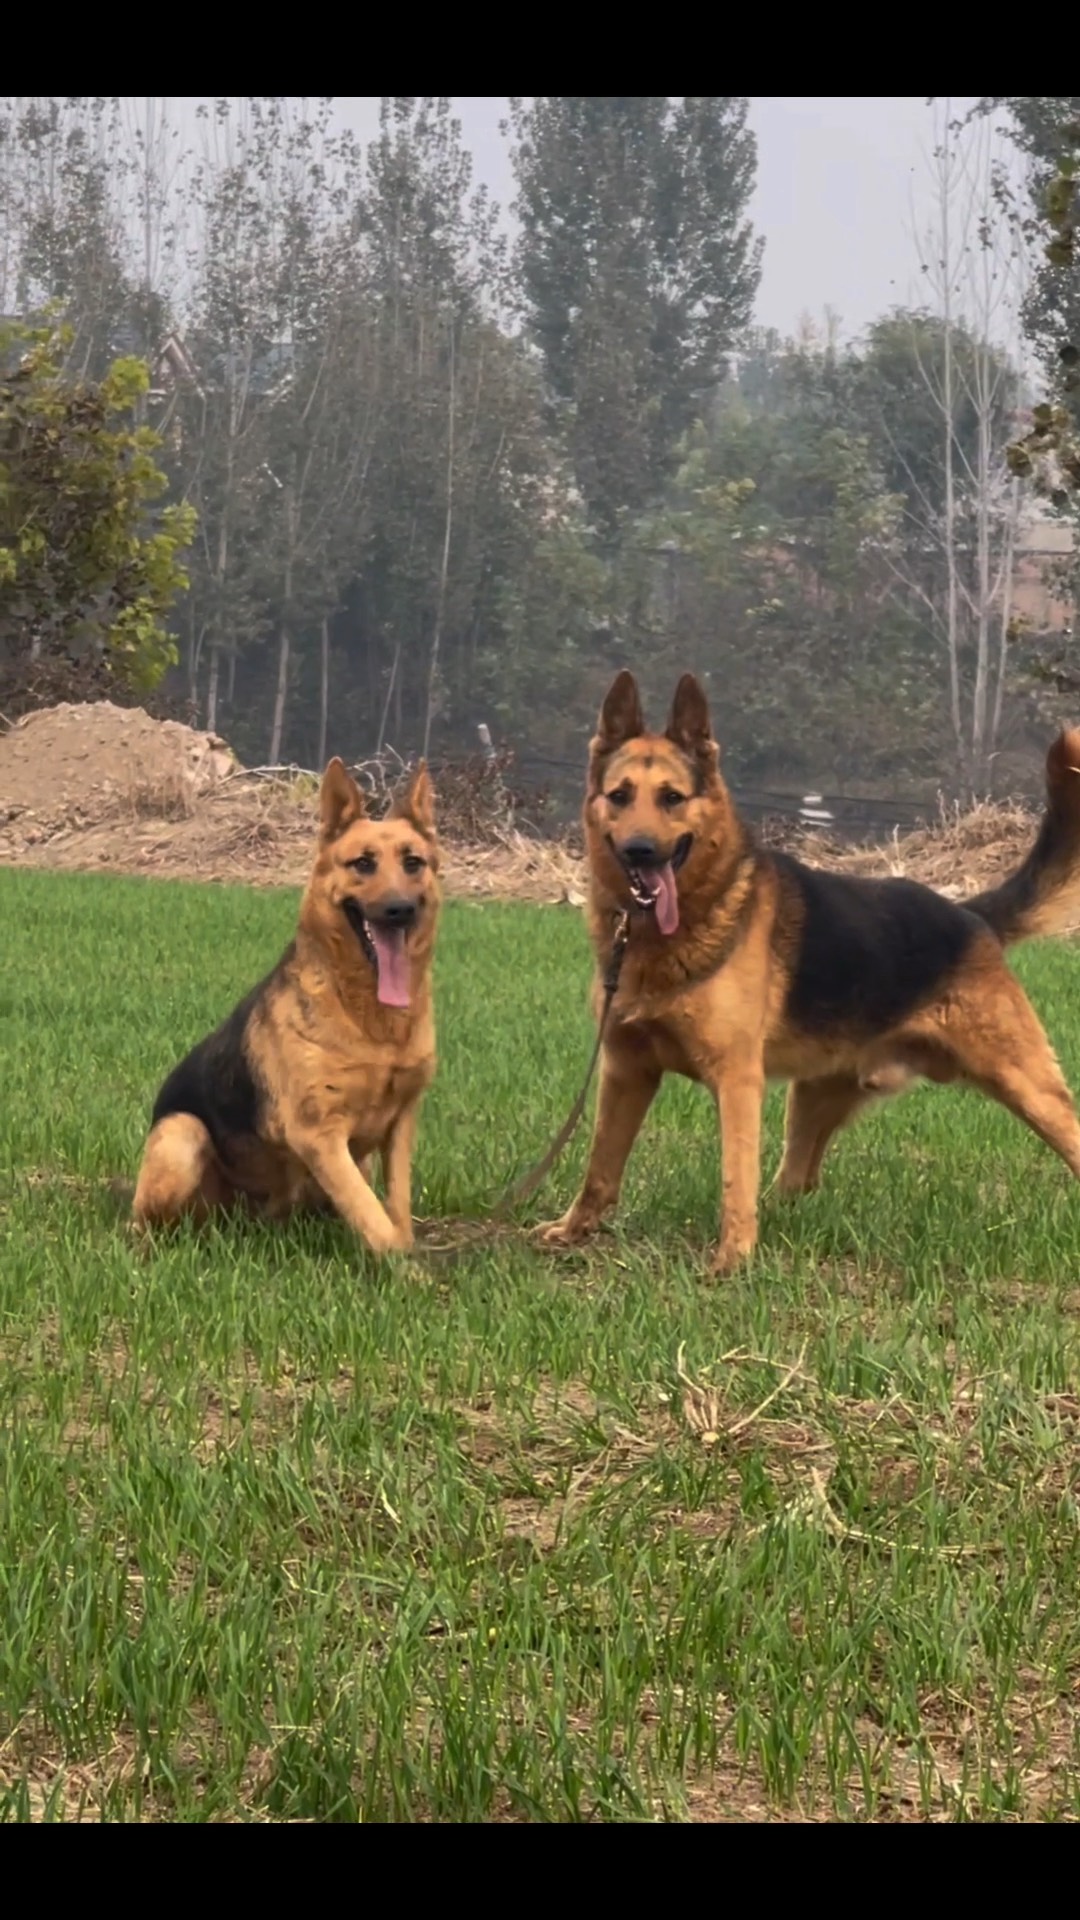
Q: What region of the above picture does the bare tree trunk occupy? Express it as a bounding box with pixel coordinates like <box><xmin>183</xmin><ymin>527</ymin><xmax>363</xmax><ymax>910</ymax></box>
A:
<box><xmin>939</xmin><ymin>100</ymin><xmax>964</xmax><ymax>780</ymax></box>
<box><xmin>318</xmin><ymin>615</ymin><xmax>330</xmax><ymax>768</ymax></box>
<box><xmin>271</xmin><ymin>482</ymin><xmax>296</xmax><ymax>765</ymax></box>
<box><xmin>188</xmin><ymin>615</ymin><xmax>206</xmax><ymax>720</ymax></box>
<box><xmin>377</xmin><ymin>639</ymin><xmax>401</xmax><ymax>755</ymax></box>
<box><xmin>186</xmin><ymin>614</ymin><xmax>197</xmax><ymax>711</ymax></box>
<box><xmin>423</xmin><ymin>315</ymin><xmax>456</xmax><ymax>761</ymax></box>
<box><xmin>206</xmin><ymin>645</ymin><xmax>220</xmax><ymax>734</ymax></box>
<box><xmin>990</xmin><ymin>478</ymin><xmax>1021</xmax><ymax>769</ymax></box>
<box><xmin>907</xmin><ymin>101</ymin><xmax>1026</xmax><ymax>798</ymax></box>
<box><xmin>364</xmin><ymin>622</ymin><xmax>377</xmax><ymax>715</ymax></box>
<box><xmin>269</xmin><ymin>623</ymin><xmax>290</xmax><ymax>764</ymax></box>
<box><xmin>970</xmin><ymin>378</ymin><xmax>992</xmax><ymax>787</ymax></box>
<box><xmin>141</xmin><ymin>97</ymin><xmax>156</xmax><ymax>303</ymax></box>
<box><xmin>227</xmin><ymin>647</ymin><xmax>237</xmax><ymax>709</ymax></box>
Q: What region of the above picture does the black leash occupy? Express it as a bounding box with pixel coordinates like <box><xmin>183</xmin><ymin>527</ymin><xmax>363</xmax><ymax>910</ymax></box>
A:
<box><xmin>491</xmin><ymin>877</ymin><xmax>655</xmax><ymax>1220</ymax></box>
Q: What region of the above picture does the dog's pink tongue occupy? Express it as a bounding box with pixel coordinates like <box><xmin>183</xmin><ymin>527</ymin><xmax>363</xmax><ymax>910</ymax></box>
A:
<box><xmin>370</xmin><ymin>927</ymin><xmax>410</xmax><ymax>1008</ymax></box>
<box><xmin>640</xmin><ymin>863</ymin><xmax>679</xmax><ymax>935</ymax></box>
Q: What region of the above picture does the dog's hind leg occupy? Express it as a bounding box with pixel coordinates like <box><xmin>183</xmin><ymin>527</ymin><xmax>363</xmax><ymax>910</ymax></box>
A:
<box><xmin>926</xmin><ymin>970</ymin><xmax>1080</xmax><ymax>1178</ymax></box>
<box><xmin>132</xmin><ymin>1112</ymin><xmax>233</xmax><ymax>1228</ymax></box>
<box><xmin>540</xmin><ymin>1048</ymin><xmax>661</xmax><ymax>1246</ymax></box>
<box><xmin>775</xmin><ymin>1075</ymin><xmax>873</xmax><ymax>1196</ymax></box>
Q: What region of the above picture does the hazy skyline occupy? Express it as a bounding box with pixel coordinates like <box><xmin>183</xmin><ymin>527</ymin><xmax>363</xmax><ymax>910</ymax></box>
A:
<box><xmin>164</xmin><ymin>96</ymin><xmax>1000</xmax><ymax>344</ymax></box>
<box><xmin>328</xmin><ymin>96</ymin><xmax>985</xmax><ymax>342</ymax></box>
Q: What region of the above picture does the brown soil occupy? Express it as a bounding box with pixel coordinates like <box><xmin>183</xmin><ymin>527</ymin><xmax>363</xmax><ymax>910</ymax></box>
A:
<box><xmin>0</xmin><ymin>699</ymin><xmax>1049</xmax><ymax>905</ymax></box>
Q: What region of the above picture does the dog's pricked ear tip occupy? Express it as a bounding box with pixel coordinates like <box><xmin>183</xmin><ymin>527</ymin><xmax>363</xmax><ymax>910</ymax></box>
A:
<box><xmin>598</xmin><ymin>668</ymin><xmax>645</xmax><ymax>745</ymax></box>
<box><xmin>320</xmin><ymin>757</ymin><xmax>365</xmax><ymax>835</ymax></box>
<box><xmin>666</xmin><ymin>671</ymin><xmax>712</xmax><ymax>748</ymax></box>
<box><xmin>321</xmin><ymin>756</ymin><xmax>355</xmax><ymax>795</ymax></box>
<box><xmin>390</xmin><ymin>760</ymin><xmax>436</xmax><ymax>834</ymax></box>
<box><xmin>672</xmin><ymin>670</ymin><xmax>707</xmax><ymax>702</ymax></box>
<box><xmin>602</xmin><ymin>667</ymin><xmax>639</xmax><ymax>697</ymax></box>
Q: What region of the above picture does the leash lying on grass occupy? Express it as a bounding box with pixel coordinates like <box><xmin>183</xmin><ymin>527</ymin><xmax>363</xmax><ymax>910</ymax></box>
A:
<box><xmin>492</xmin><ymin>880</ymin><xmax>656</xmax><ymax>1220</ymax></box>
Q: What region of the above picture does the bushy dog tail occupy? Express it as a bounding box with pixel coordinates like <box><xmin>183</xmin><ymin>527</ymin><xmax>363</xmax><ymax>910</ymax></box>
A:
<box><xmin>966</xmin><ymin>727</ymin><xmax>1080</xmax><ymax>945</ymax></box>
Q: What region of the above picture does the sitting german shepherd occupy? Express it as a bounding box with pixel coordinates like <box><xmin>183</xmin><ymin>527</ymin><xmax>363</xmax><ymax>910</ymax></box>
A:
<box><xmin>133</xmin><ymin>758</ymin><xmax>439</xmax><ymax>1254</ymax></box>
<box><xmin>542</xmin><ymin>670</ymin><xmax>1080</xmax><ymax>1274</ymax></box>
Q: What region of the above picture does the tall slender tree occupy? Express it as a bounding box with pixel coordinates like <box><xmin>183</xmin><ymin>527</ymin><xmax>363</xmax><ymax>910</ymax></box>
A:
<box><xmin>506</xmin><ymin>97</ymin><xmax>762</xmax><ymax>532</ymax></box>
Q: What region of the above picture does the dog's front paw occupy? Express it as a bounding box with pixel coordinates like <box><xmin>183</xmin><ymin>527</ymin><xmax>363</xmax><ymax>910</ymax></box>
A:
<box><xmin>536</xmin><ymin>1209</ymin><xmax>596</xmax><ymax>1248</ymax></box>
<box><xmin>710</xmin><ymin>1229</ymin><xmax>757</xmax><ymax>1278</ymax></box>
<box><xmin>361</xmin><ymin>1224</ymin><xmax>414</xmax><ymax>1258</ymax></box>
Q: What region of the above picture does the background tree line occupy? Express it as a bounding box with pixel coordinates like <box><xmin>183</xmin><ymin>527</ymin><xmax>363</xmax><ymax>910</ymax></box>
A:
<box><xmin>1</xmin><ymin>96</ymin><xmax>1077</xmax><ymax>809</ymax></box>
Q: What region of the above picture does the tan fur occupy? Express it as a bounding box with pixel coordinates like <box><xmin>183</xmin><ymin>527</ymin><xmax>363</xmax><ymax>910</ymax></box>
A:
<box><xmin>133</xmin><ymin>759</ymin><xmax>441</xmax><ymax>1255</ymax></box>
<box><xmin>967</xmin><ymin>726</ymin><xmax>1080</xmax><ymax>942</ymax></box>
<box><xmin>542</xmin><ymin>671</ymin><xmax>1080</xmax><ymax>1275</ymax></box>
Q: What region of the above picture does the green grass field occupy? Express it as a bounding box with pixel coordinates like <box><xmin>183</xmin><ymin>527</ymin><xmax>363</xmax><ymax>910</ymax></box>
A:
<box><xmin>3</xmin><ymin>864</ymin><xmax>1080</xmax><ymax>1821</ymax></box>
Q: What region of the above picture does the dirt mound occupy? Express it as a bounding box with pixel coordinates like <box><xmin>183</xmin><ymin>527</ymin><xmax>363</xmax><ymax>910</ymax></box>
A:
<box><xmin>0</xmin><ymin>701</ymin><xmax>236</xmax><ymax>842</ymax></box>
<box><xmin>0</xmin><ymin>702</ymin><xmax>586</xmax><ymax>901</ymax></box>
<box><xmin>0</xmin><ymin>699</ymin><xmax>1055</xmax><ymax>908</ymax></box>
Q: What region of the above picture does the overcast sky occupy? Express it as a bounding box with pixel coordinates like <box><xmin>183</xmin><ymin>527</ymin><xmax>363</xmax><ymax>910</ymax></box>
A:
<box><xmin>170</xmin><ymin>97</ymin><xmax>995</xmax><ymax>344</ymax></box>
<box><xmin>331</xmin><ymin>96</ymin><xmax>989</xmax><ymax>342</ymax></box>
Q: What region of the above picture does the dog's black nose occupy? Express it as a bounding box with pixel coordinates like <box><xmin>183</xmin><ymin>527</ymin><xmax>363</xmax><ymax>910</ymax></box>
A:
<box><xmin>620</xmin><ymin>835</ymin><xmax>661</xmax><ymax>869</ymax></box>
<box><xmin>374</xmin><ymin>895</ymin><xmax>418</xmax><ymax>927</ymax></box>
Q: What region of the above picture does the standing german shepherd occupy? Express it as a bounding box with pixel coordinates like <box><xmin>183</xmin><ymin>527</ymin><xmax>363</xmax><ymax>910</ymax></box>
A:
<box><xmin>133</xmin><ymin>758</ymin><xmax>439</xmax><ymax>1254</ymax></box>
<box><xmin>542</xmin><ymin>670</ymin><xmax>1080</xmax><ymax>1274</ymax></box>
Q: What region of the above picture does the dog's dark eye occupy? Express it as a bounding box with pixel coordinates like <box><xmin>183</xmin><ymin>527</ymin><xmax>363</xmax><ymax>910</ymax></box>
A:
<box><xmin>350</xmin><ymin>853</ymin><xmax>377</xmax><ymax>875</ymax></box>
<box><xmin>660</xmin><ymin>788</ymin><xmax>686</xmax><ymax>809</ymax></box>
<box><xmin>606</xmin><ymin>787</ymin><xmax>631</xmax><ymax>809</ymax></box>
<box><xmin>402</xmin><ymin>853</ymin><xmax>425</xmax><ymax>876</ymax></box>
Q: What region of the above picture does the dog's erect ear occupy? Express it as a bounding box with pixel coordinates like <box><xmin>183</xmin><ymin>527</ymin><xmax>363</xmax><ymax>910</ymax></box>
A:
<box><xmin>596</xmin><ymin>670</ymin><xmax>645</xmax><ymax>751</ymax></box>
<box><xmin>320</xmin><ymin>757</ymin><xmax>366</xmax><ymax>840</ymax></box>
<box><xmin>588</xmin><ymin>671</ymin><xmax>645</xmax><ymax>794</ymax></box>
<box><xmin>665</xmin><ymin>674</ymin><xmax>719</xmax><ymax>779</ymax></box>
<box><xmin>390</xmin><ymin>760</ymin><xmax>436</xmax><ymax>839</ymax></box>
<box><xmin>665</xmin><ymin>674</ymin><xmax>711</xmax><ymax>752</ymax></box>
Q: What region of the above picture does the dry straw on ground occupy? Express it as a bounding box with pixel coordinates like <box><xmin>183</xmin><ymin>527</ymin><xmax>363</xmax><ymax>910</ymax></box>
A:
<box><xmin>0</xmin><ymin>699</ymin><xmax>1052</xmax><ymax>905</ymax></box>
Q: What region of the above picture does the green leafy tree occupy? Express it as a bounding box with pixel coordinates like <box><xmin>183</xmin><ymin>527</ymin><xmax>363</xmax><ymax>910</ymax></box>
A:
<box><xmin>169</xmin><ymin>98</ymin><xmax>604</xmax><ymax>774</ymax></box>
<box><xmin>980</xmin><ymin>99</ymin><xmax>1080</xmax><ymax>504</ymax></box>
<box><xmin>0</xmin><ymin>321</ymin><xmax>196</xmax><ymax>693</ymax></box>
<box><xmin>847</xmin><ymin>310</ymin><xmax>1014</xmax><ymax>523</ymax></box>
<box><xmin>642</xmin><ymin>342</ymin><xmax>929</xmax><ymax>784</ymax></box>
<box><xmin>332</xmin><ymin>97</ymin><xmax>599</xmax><ymax>763</ymax></box>
<box><xmin>1</xmin><ymin>98</ymin><xmax>141</xmax><ymax>380</ymax></box>
<box><xmin>966</xmin><ymin>98</ymin><xmax>1080</xmax><ymax>707</ymax></box>
<box><xmin>506</xmin><ymin>97</ymin><xmax>761</xmax><ymax>534</ymax></box>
